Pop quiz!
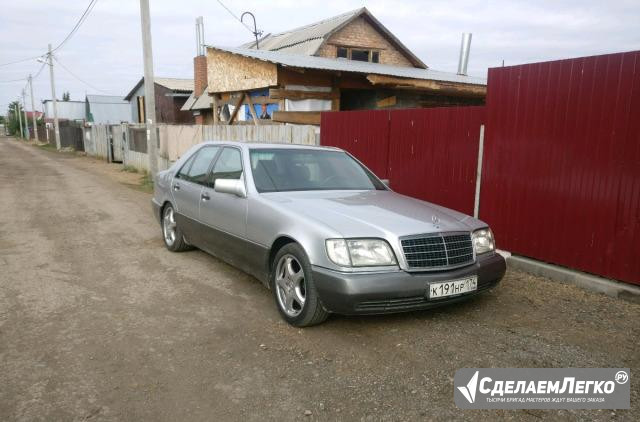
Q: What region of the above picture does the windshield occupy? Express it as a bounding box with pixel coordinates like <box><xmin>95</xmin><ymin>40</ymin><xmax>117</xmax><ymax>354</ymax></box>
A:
<box><xmin>249</xmin><ymin>148</ymin><xmax>386</xmax><ymax>193</ymax></box>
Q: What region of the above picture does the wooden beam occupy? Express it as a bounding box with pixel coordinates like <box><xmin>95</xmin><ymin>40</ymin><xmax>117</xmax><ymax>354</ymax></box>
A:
<box><xmin>272</xmin><ymin>111</ymin><xmax>321</xmax><ymax>125</ymax></box>
<box><xmin>269</xmin><ymin>89</ymin><xmax>338</xmax><ymax>101</ymax></box>
<box><xmin>376</xmin><ymin>95</ymin><xmax>397</xmax><ymax>108</ymax></box>
<box><xmin>212</xmin><ymin>94</ymin><xmax>219</xmax><ymax>124</ymax></box>
<box><xmin>331</xmin><ymin>77</ymin><xmax>340</xmax><ymax>111</ymax></box>
<box><xmin>215</xmin><ymin>95</ymin><xmax>275</xmax><ymax>106</ymax></box>
<box><xmin>366</xmin><ymin>74</ymin><xmax>487</xmax><ymax>98</ymax></box>
<box><xmin>246</xmin><ymin>94</ymin><xmax>260</xmax><ymax>126</ymax></box>
<box><xmin>228</xmin><ymin>93</ymin><xmax>245</xmax><ymax>125</ymax></box>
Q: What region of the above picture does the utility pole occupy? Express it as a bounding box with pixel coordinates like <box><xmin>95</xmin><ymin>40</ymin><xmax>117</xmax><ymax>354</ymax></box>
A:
<box><xmin>17</xmin><ymin>102</ymin><xmax>23</xmax><ymax>139</ymax></box>
<box><xmin>47</xmin><ymin>44</ymin><xmax>61</xmax><ymax>150</ymax></box>
<box><xmin>139</xmin><ymin>0</ymin><xmax>158</xmax><ymax>176</ymax></box>
<box><xmin>22</xmin><ymin>89</ymin><xmax>29</xmax><ymax>139</ymax></box>
<box><xmin>29</xmin><ymin>74</ymin><xmax>39</xmax><ymax>142</ymax></box>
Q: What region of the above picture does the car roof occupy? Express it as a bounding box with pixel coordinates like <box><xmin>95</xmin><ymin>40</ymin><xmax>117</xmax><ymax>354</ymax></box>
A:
<box><xmin>200</xmin><ymin>141</ymin><xmax>342</xmax><ymax>152</ymax></box>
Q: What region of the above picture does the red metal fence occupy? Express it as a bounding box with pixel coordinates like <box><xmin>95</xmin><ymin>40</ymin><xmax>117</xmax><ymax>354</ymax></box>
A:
<box><xmin>320</xmin><ymin>107</ymin><xmax>485</xmax><ymax>215</ymax></box>
<box><xmin>481</xmin><ymin>51</ymin><xmax>640</xmax><ymax>285</ymax></box>
<box><xmin>321</xmin><ymin>50</ymin><xmax>640</xmax><ymax>285</ymax></box>
<box><xmin>388</xmin><ymin>107</ymin><xmax>485</xmax><ymax>216</ymax></box>
<box><xmin>320</xmin><ymin>110</ymin><xmax>390</xmax><ymax>178</ymax></box>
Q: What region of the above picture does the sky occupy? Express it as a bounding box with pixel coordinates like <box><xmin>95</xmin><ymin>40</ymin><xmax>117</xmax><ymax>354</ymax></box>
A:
<box><xmin>1</xmin><ymin>0</ymin><xmax>639</xmax><ymax>113</ymax></box>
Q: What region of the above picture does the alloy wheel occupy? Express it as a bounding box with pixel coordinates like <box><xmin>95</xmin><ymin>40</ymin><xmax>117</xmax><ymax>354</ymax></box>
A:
<box><xmin>163</xmin><ymin>206</ymin><xmax>177</xmax><ymax>246</ymax></box>
<box><xmin>275</xmin><ymin>254</ymin><xmax>307</xmax><ymax>317</ymax></box>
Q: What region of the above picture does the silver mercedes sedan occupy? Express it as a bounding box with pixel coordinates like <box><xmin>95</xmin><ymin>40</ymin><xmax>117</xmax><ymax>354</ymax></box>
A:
<box><xmin>151</xmin><ymin>142</ymin><xmax>505</xmax><ymax>327</ymax></box>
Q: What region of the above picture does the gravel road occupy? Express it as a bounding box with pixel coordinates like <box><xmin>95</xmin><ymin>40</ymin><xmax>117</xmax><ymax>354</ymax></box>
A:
<box><xmin>0</xmin><ymin>138</ymin><xmax>638</xmax><ymax>421</ymax></box>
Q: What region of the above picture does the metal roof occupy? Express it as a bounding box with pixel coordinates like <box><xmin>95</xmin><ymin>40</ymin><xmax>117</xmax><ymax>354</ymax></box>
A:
<box><xmin>155</xmin><ymin>78</ymin><xmax>194</xmax><ymax>92</ymax></box>
<box><xmin>192</xmin><ymin>90</ymin><xmax>213</xmax><ymax>109</ymax></box>
<box><xmin>42</xmin><ymin>100</ymin><xmax>85</xmax><ymax>120</ymax></box>
<box><xmin>86</xmin><ymin>95</ymin><xmax>130</xmax><ymax>124</ymax></box>
<box><xmin>180</xmin><ymin>92</ymin><xmax>197</xmax><ymax>111</ymax></box>
<box><xmin>124</xmin><ymin>77</ymin><xmax>194</xmax><ymax>100</ymax></box>
<box><xmin>241</xmin><ymin>7</ymin><xmax>426</xmax><ymax>69</ymax></box>
<box><xmin>208</xmin><ymin>46</ymin><xmax>487</xmax><ymax>86</ymax></box>
<box><xmin>180</xmin><ymin>88</ymin><xmax>212</xmax><ymax>111</ymax></box>
<box><xmin>242</xmin><ymin>9</ymin><xmax>359</xmax><ymax>54</ymax></box>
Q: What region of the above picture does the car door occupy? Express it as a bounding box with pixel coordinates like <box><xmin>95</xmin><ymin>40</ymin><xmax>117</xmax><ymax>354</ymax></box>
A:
<box><xmin>171</xmin><ymin>146</ymin><xmax>220</xmax><ymax>241</ymax></box>
<box><xmin>199</xmin><ymin>146</ymin><xmax>250</xmax><ymax>265</ymax></box>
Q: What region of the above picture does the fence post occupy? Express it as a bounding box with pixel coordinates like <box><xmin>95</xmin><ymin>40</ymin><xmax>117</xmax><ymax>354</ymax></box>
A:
<box><xmin>473</xmin><ymin>124</ymin><xmax>485</xmax><ymax>218</ymax></box>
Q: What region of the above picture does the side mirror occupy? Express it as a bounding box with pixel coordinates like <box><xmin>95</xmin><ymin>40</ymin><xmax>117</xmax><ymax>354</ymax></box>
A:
<box><xmin>380</xmin><ymin>179</ymin><xmax>391</xmax><ymax>188</ymax></box>
<box><xmin>214</xmin><ymin>178</ymin><xmax>247</xmax><ymax>198</ymax></box>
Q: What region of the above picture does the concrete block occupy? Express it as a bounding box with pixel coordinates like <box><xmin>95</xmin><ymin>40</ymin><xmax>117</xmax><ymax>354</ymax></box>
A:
<box><xmin>507</xmin><ymin>255</ymin><xmax>640</xmax><ymax>304</ymax></box>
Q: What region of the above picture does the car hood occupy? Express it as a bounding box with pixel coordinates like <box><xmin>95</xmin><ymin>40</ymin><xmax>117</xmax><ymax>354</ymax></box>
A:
<box><xmin>263</xmin><ymin>190</ymin><xmax>486</xmax><ymax>238</ymax></box>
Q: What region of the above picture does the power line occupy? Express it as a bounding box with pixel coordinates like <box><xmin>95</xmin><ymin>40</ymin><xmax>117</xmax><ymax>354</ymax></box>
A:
<box><xmin>32</xmin><ymin>61</ymin><xmax>48</xmax><ymax>80</ymax></box>
<box><xmin>0</xmin><ymin>55</ymin><xmax>45</xmax><ymax>68</ymax></box>
<box><xmin>53</xmin><ymin>55</ymin><xmax>113</xmax><ymax>95</ymax></box>
<box><xmin>52</xmin><ymin>0</ymin><xmax>99</xmax><ymax>52</ymax></box>
<box><xmin>0</xmin><ymin>0</ymin><xmax>98</xmax><ymax>67</ymax></box>
<box><xmin>214</xmin><ymin>0</ymin><xmax>255</xmax><ymax>33</ymax></box>
<box><xmin>0</xmin><ymin>77</ymin><xmax>27</xmax><ymax>84</ymax></box>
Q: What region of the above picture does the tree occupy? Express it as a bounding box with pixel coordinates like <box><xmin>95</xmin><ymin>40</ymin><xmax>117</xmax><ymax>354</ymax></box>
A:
<box><xmin>62</xmin><ymin>91</ymin><xmax>70</xmax><ymax>101</ymax></box>
<box><xmin>5</xmin><ymin>101</ymin><xmax>24</xmax><ymax>136</ymax></box>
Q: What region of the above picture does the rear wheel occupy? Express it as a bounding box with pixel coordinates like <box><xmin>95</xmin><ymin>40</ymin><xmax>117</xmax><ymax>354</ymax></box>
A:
<box><xmin>271</xmin><ymin>243</ymin><xmax>329</xmax><ymax>327</ymax></box>
<box><xmin>162</xmin><ymin>204</ymin><xmax>190</xmax><ymax>252</ymax></box>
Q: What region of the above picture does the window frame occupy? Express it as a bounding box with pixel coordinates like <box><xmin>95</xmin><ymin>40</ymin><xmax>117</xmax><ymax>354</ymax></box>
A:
<box><xmin>207</xmin><ymin>145</ymin><xmax>245</xmax><ymax>190</ymax></box>
<box><xmin>176</xmin><ymin>146</ymin><xmax>221</xmax><ymax>185</ymax></box>
<box><xmin>335</xmin><ymin>46</ymin><xmax>381</xmax><ymax>63</ymax></box>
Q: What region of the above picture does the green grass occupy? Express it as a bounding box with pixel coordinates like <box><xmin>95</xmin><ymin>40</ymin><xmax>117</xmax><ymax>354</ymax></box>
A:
<box><xmin>37</xmin><ymin>143</ymin><xmax>57</xmax><ymax>151</ymax></box>
<box><xmin>36</xmin><ymin>143</ymin><xmax>75</xmax><ymax>153</ymax></box>
<box><xmin>121</xmin><ymin>165</ymin><xmax>139</xmax><ymax>173</ymax></box>
<box><xmin>138</xmin><ymin>171</ymin><xmax>154</xmax><ymax>193</ymax></box>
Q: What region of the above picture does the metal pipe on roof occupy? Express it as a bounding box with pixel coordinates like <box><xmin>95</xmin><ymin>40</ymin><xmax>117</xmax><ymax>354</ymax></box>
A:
<box><xmin>457</xmin><ymin>33</ymin><xmax>472</xmax><ymax>76</ymax></box>
<box><xmin>195</xmin><ymin>18</ymin><xmax>199</xmax><ymax>56</ymax></box>
<box><xmin>195</xmin><ymin>16</ymin><xmax>205</xmax><ymax>56</ymax></box>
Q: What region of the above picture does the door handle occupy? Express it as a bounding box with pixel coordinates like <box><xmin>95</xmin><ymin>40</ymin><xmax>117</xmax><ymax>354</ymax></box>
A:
<box><xmin>201</xmin><ymin>192</ymin><xmax>210</xmax><ymax>201</ymax></box>
<box><xmin>173</xmin><ymin>183</ymin><xmax>180</xmax><ymax>190</ymax></box>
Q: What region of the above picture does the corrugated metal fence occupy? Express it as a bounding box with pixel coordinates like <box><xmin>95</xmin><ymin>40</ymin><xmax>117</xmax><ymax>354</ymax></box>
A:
<box><xmin>321</xmin><ymin>50</ymin><xmax>640</xmax><ymax>285</ymax></box>
<box><xmin>481</xmin><ymin>51</ymin><xmax>640</xmax><ymax>285</ymax></box>
<box><xmin>321</xmin><ymin>107</ymin><xmax>485</xmax><ymax>216</ymax></box>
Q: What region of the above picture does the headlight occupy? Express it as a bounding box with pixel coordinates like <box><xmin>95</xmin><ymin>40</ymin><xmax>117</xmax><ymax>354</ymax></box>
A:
<box><xmin>472</xmin><ymin>228</ymin><xmax>495</xmax><ymax>254</ymax></box>
<box><xmin>326</xmin><ymin>238</ymin><xmax>397</xmax><ymax>267</ymax></box>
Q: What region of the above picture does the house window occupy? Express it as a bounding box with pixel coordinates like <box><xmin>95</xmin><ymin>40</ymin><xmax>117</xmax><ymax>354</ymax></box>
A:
<box><xmin>335</xmin><ymin>46</ymin><xmax>381</xmax><ymax>63</ymax></box>
<box><xmin>351</xmin><ymin>49</ymin><xmax>370</xmax><ymax>62</ymax></box>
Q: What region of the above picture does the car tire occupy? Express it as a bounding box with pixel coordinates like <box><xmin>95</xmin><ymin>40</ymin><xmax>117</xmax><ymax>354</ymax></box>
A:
<box><xmin>271</xmin><ymin>243</ymin><xmax>329</xmax><ymax>327</ymax></box>
<box><xmin>161</xmin><ymin>203</ymin><xmax>191</xmax><ymax>252</ymax></box>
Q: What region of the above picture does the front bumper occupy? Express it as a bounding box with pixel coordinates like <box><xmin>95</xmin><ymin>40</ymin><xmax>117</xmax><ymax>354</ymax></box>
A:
<box><xmin>312</xmin><ymin>252</ymin><xmax>506</xmax><ymax>315</ymax></box>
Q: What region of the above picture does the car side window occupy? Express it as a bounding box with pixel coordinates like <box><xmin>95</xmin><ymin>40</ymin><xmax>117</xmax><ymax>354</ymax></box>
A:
<box><xmin>209</xmin><ymin>147</ymin><xmax>242</xmax><ymax>188</ymax></box>
<box><xmin>184</xmin><ymin>146</ymin><xmax>220</xmax><ymax>185</ymax></box>
<box><xmin>176</xmin><ymin>154</ymin><xmax>196</xmax><ymax>180</ymax></box>
<box><xmin>176</xmin><ymin>147</ymin><xmax>219</xmax><ymax>184</ymax></box>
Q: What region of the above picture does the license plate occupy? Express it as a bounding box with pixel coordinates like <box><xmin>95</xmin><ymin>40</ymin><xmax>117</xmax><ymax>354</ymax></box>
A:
<box><xmin>428</xmin><ymin>276</ymin><xmax>477</xmax><ymax>299</ymax></box>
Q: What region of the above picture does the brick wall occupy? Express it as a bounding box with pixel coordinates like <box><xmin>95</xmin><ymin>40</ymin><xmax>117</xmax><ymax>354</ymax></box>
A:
<box><xmin>194</xmin><ymin>56</ymin><xmax>207</xmax><ymax>95</ymax></box>
<box><xmin>316</xmin><ymin>17</ymin><xmax>415</xmax><ymax>67</ymax></box>
<box><xmin>193</xmin><ymin>55</ymin><xmax>207</xmax><ymax>124</ymax></box>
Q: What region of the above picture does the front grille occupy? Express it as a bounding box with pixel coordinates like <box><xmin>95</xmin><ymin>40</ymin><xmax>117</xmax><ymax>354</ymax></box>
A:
<box><xmin>401</xmin><ymin>232</ymin><xmax>474</xmax><ymax>270</ymax></box>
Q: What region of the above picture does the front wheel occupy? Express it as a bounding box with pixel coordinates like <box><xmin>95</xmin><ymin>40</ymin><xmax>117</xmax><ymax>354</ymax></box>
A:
<box><xmin>271</xmin><ymin>243</ymin><xmax>329</xmax><ymax>327</ymax></box>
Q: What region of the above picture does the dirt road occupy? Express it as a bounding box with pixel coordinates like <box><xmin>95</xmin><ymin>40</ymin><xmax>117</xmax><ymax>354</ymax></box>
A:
<box><xmin>0</xmin><ymin>138</ymin><xmax>638</xmax><ymax>421</ymax></box>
